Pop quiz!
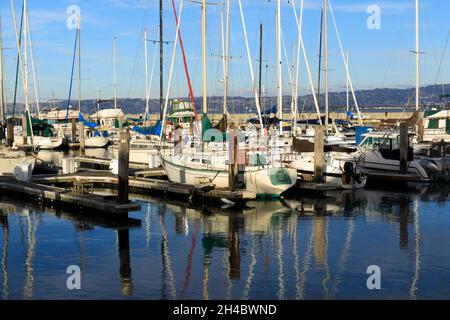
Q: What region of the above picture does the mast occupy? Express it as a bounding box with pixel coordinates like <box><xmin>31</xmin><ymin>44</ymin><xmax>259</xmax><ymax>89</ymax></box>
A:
<box><xmin>78</xmin><ymin>14</ymin><xmax>81</xmax><ymax>112</ymax></box>
<box><xmin>113</xmin><ymin>37</ymin><xmax>117</xmax><ymax>109</ymax></box>
<box><xmin>415</xmin><ymin>0</ymin><xmax>420</xmax><ymax>111</ymax></box>
<box><xmin>144</xmin><ymin>28</ymin><xmax>149</xmax><ymax>120</ymax></box>
<box><xmin>346</xmin><ymin>51</ymin><xmax>349</xmax><ymax>113</ymax></box>
<box><xmin>276</xmin><ymin>0</ymin><xmax>282</xmax><ymax>133</ymax></box>
<box><xmin>291</xmin><ymin>43</ymin><xmax>295</xmax><ymax>119</ymax></box>
<box><xmin>12</xmin><ymin>2</ymin><xmax>24</xmax><ymax>119</ymax></box>
<box><xmin>317</xmin><ymin>8</ymin><xmax>323</xmax><ymax>110</ymax></box>
<box><xmin>323</xmin><ymin>0</ymin><xmax>328</xmax><ymax>130</ymax></box>
<box><xmin>27</xmin><ymin>10</ymin><xmax>41</xmax><ymax>118</ymax></box>
<box><xmin>223</xmin><ymin>0</ymin><xmax>230</xmax><ymax>117</ymax></box>
<box><xmin>22</xmin><ymin>0</ymin><xmax>33</xmax><ymax>144</ymax></box>
<box><xmin>258</xmin><ymin>23</ymin><xmax>263</xmax><ymax>109</ymax></box>
<box><xmin>159</xmin><ymin>0</ymin><xmax>164</xmax><ymax>119</ymax></box>
<box><xmin>202</xmin><ymin>0</ymin><xmax>207</xmax><ymax>114</ymax></box>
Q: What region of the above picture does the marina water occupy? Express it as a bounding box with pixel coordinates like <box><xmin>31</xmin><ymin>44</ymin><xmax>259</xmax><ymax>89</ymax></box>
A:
<box><xmin>1</xmin><ymin>177</ymin><xmax>450</xmax><ymax>299</ymax></box>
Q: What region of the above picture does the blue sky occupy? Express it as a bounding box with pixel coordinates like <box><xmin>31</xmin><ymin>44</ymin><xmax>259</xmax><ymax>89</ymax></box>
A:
<box><xmin>0</xmin><ymin>0</ymin><xmax>449</xmax><ymax>104</ymax></box>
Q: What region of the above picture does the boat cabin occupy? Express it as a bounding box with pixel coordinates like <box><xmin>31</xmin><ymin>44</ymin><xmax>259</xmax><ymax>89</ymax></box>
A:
<box><xmin>358</xmin><ymin>131</ymin><xmax>414</xmax><ymax>161</ymax></box>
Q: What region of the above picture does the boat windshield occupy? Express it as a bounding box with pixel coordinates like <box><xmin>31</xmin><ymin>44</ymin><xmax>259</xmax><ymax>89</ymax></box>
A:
<box><xmin>359</xmin><ymin>135</ymin><xmax>413</xmax><ymax>150</ymax></box>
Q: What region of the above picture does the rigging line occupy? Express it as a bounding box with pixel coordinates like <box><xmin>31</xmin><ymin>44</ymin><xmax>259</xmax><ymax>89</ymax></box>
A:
<box><xmin>12</xmin><ymin>1</ymin><xmax>24</xmax><ymax>118</ymax></box>
<box><xmin>145</xmin><ymin>45</ymin><xmax>158</xmax><ymax>121</ymax></box>
<box><xmin>65</xmin><ymin>29</ymin><xmax>78</xmax><ymax>124</ymax></box>
<box><xmin>159</xmin><ymin>0</ymin><xmax>184</xmax><ymax>142</ymax></box>
<box><xmin>434</xmin><ymin>30</ymin><xmax>450</xmax><ymax>89</ymax></box>
<box><xmin>26</xmin><ymin>12</ymin><xmax>41</xmax><ymax>118</ymax></box>
<box><xmin>328</xmin><ymin>0</ymin><xmax>363</xmax><ymax>125</ymax></box>
<box><xmin>126</xmin><ymin>0</ymin><xmax>150</xmax><ymax>99</ymax></box>
<box><xmin>171</xmin><ymin>0</ymin><xmax>198</xmax><ymax>120</ymax></box>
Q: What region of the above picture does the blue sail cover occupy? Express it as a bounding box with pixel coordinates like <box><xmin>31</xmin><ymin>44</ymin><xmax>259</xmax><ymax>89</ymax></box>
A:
<box><xmin>79</xmin><ymin>113</ymin><xmax>98</xmax><ymax>129</ymax></box>
<box><xmin>264</xmin><ymin>105</ymin><xmax>277</xmax><ymax>115</ymax></box>
<box><xmin>248</xmin><ymin>105</ymin><xmax>279</xmax><ymax>125</ymax></box>
<box><xmin>132</xmin><ymin>120</ymin><xmax>162</xmax><ymax>136</ymax></box>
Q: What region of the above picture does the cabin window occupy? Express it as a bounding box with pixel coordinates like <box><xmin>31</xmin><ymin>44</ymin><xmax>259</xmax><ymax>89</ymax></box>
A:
<box><xmin>428</xmin><ymin>119</ymin><xmax>439</xmax><ymax>129</ymax></box>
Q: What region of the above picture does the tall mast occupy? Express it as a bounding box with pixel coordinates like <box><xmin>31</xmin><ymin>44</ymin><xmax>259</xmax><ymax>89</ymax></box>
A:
<box><xmin>223</xmin><ymin>0</ymin><xmax>230</xmax><ymax>116</ymax></box>
<box><xmin>144</xmin><ymin>28</ymin><xmax>149</xmax><ymax>120</ymax></box>
<box><xmin>291</xmin><ymin>43</ymin><xmax>295</xmax><ymax>117</ymax></box>
<box><xmin>78</xmin><ymin>14</ymin><xmax>81</xmax><ymax>112</ymax></box>
<box><xmin>113</xmin><ymin>37</ymin><xmax>117</xmax><ymax>109</ymax></box>
<box><xmin>26</xmin><ymin>10</ymin><xmax>41</xmax><ymax>118</ymax></box>
<box><xmin>415</xmin><ymin>0</ymin><xmax>420</xmax><ymax>111</ymax></box>
<box><xmin>258</xmin><ymin>23</ymin><xmax>263</xmax><ymax>109</ymax></box>
<box><xmin>317</xmin><ymin>8</ymin><xmax>323</xmax><ymax>110</ymax></box>
<box><xmin>202</xmin><ymin>0</ymin><xmax>207</xmax><ymax>114</ymax></box>
<box><xmin>159</xmin><ymin>0</ymin><xmax>164</xmax><ymax>119</ymax></box>
<box><xmin>346</xmin><ymin>51</ymin><xmax>349</xmax><ymax>113</ymax></box>
<box><xmin>276</xmin><ymin>0</ymin><xmax>282</xmax><ymax>133</ymax></box>
<box><xmin>323</xmin><ymin>0</ymin><xmax>328</xmax><ymax>130</ymax></box>
<box><xmin>23</xmin><ymin>0</ymin><xmax>33</xmax><ymax>143</ymax></box>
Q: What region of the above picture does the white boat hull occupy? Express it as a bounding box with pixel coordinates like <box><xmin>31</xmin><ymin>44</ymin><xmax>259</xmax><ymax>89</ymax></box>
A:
<box><xmin>162</xmin><ymin>155</ymin><xmax>297</xmax><ymax>197</ymax></box>
<box><xmin>85</xmin><ymin>136</ymin><xmax>110</xmax><ymax>148</ymax></box>
<box><xmin>14</xmin><ymin>136</ymin><xmax>65</xmax><ymax>150</ymax></box>
<box><xmin>291</xmin><ymin>152</ymin><xmax>367</xmax><ymax>189</ymax></box>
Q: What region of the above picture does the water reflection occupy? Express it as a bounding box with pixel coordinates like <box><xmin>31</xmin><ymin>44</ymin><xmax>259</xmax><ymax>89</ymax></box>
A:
<box><xmin>0</xmin><ymin>184</ymin><xmax>449</xmax><ymax>299</ymax></box>
<box><xmin>117</xmin><ymin>229</ymin><xmax>132</xmax><ymax>296</ymax></box>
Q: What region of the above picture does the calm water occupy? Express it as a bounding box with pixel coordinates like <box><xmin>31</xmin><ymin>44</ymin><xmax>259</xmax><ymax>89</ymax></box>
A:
<box><xmin>1</xmin><ymin>184</ymin><xmax>450</xmax><ymax>300</ymax></box>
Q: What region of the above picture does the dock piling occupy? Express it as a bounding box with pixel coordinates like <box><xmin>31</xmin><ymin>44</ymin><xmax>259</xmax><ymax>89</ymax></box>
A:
<box><xmin>7</xmin><ymin>119</ymin><xmax>14</xmax><ymax>147</ymax></box>
<box><xmin>228</xmin><ymin>129</ymin><xmax>238</xmax><ymax>192</ymax></box>
<box><xmin>79</xmin><ymin>121</ymin><xmax>85</xmax><ymax>157</ymax></box>
<box><xmin>314</xmin><ymin>126</ymin><xmax>325</xmax><ymax>183</ymax></box>
<box><xmin>118</xmin><ymin>130</ymin><xmax>130</xmax><ymax>204</ymax></box>
<box><xmin>22</xmin><ymin>115</ymin><xmax>27</xmax><ymax>145</ymax></box>
<box><xmin>71</xmin><ymin>118</ymin><xmax>77</xmax><ymax>143</ymax></box>
<box><xmin>399</xmin><ymin>122</ymin><xmax>409</xmax><ymax>174</ymax></box>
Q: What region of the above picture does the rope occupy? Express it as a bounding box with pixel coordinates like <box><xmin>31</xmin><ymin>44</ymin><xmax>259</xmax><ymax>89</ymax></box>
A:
<box><xmin>65</xmin><ymin>29</ymin><xmax>78</xmax><ymax>124</ymax></box>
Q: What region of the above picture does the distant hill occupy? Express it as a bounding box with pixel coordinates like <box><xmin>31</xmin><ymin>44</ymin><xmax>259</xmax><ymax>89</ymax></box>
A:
<box><xmin>5</xmin><ymin>84</ymin><xmax>449</xmax><ymax>116</ymax></box>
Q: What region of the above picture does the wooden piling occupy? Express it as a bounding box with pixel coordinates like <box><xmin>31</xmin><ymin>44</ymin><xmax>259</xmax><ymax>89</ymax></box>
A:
<box><xmin>79</xmin><ymin>121</ymin><xmax>85</xmax><ymax>157</ymax></box>
<box><xmin>71</xmin><ymin>117</ymin><xmax>77</xmax><ymax>143</ymax></box>
<box><xmin>399</xmin><ymin>122</ymin><xmax>409</xmax><ymax>174</ymax></box>
<box><xmin>22</xmin><ymin>115</ymin><xmax>27</xmax><ymax>145</ymax></box>
<box><xmin>314</xmin><ymin>126</ymin><xmax>325</xmax><ymax>183</ymax></box>
<box><xmin>118</xmin><ymin>130</ymin><xmax>130</xmax><ymax>204</ymax></box>
<box><xmin>6</xmin><ymin>119</ymin><xmax>14</xmax><ymax>147</ymax></box>
<box><xmin>228</xmin><ymin>129</ymin><xmax>238</xmax><ymax>192</ymax></box>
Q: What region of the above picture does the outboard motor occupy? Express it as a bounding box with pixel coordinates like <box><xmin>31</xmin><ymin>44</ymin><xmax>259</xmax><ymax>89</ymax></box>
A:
<box><xmin>420</xmin><ymin>157</ymin><xmax>450</xmax><ymax>182</ymax></box>
<box><xmin>342</xmin><ymin>162</ymin><xmax>361</xmax><ymax>184</ymax></box>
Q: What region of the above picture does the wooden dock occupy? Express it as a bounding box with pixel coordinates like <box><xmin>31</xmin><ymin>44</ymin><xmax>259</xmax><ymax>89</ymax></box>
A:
<box><xmin>297</xmin><ymin>182</ymin><xmax>339</xmax><ymax>191</ymax></box>
<box><xmin>31</xmin><ymin>170</ymin><xmax>257</xmax><ymax>202</ymax></box>
<box><xmin>72</xmin><ymin>156</ymin><xmax>150</xmax><ymax>170</ymax></box>
<box><xmin>0</xmin><ymin>178</ymin><xmax>141</xmax><ymax>215</ymax></box>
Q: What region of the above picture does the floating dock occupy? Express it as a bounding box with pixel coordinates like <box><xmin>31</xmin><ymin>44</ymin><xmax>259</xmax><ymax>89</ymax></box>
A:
<box><xmin>31</xmin><ymin>170</ymin><xmax>257</xmax><ymax>203</ymax></box>
<box><xmin>0</xmin><ymin>176</ymin><xmax>141</xmax><ymax>216</ymax></box>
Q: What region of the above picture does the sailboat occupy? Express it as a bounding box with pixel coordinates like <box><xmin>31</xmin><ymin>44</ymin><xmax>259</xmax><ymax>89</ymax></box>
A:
<box><xmin>275</xmin><ymin>0</ymin><xmax>367</xmax><ymax>189</ymax></box>
<box><xmin>0</xmin><ymin>1</ymin><xmax>36</xmax><ymax>175</ymax></box>
<box><xmin>12</xmin><ymin>3</ymin><xmax>64</xmax><ymax>150</ymax></box>
<box><xmin>160</xmin><ymin>0</ymin><xmax>296</xmax><ymax>197</ymax></box>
